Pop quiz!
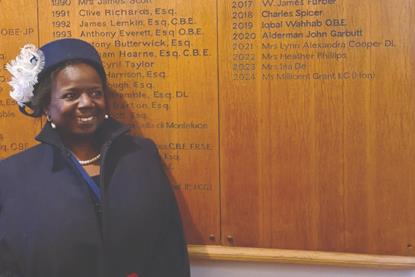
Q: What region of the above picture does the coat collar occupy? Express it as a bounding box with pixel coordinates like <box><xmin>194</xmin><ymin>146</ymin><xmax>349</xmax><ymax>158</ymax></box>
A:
<box><xmin>35</xmin><ymin>118</ymin><xmax>131</xmax><ymax>171</ymax></box>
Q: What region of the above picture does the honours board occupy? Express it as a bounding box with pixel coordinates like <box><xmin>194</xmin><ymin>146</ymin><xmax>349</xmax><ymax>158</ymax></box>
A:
<box><xmin>218</xmin><ymin>0</ymin><xmax>415</xmax><ymax>256</ymax></box>
<box><xmin>1</xmin><ymin>0</ymin><xmax>415</xmax><ymax>259</ymax></box>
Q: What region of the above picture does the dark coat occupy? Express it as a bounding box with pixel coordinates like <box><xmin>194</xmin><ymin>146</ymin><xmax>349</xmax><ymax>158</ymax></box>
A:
<box><xmin>0</xmin><ymin>119</ymin><xmax>190</xmax><ymax>277</ymax></box>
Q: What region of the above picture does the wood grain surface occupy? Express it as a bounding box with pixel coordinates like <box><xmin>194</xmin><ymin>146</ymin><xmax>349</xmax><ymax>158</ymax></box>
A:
<box><xmin>219</xmin><ymin>0</ymin><xmax>415</xmax><ymax>256</ymax></box>
<box><xmin>1</xmin><ymin>0</ymin><xmax>414</xmax><ymax>259</ymax></box>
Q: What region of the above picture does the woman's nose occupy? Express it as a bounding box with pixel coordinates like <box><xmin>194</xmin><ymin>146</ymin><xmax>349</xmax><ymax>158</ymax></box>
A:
<box><xmin>78</xmin><ymin>93</ymin><xmax>94</xmax><ymax>107</ymax></box>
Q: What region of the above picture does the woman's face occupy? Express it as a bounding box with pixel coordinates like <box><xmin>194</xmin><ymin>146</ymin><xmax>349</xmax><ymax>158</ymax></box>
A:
<box><xmin>45</xmin><ymin>63</ymin><xmax>106</xmax><ymax>140</ymax></box>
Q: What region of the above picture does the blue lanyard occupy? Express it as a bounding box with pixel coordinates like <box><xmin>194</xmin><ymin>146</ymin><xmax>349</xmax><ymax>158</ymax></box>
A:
<box><xmin>69</xmin><ymin>154</ymin><xmax>102</xmax><ymax>203</ymax></box>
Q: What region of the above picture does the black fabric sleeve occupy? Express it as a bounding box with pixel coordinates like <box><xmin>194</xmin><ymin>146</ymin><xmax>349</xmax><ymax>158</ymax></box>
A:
<box><xmin>0</xmin><ymin>186</ymin><xmax>22</xmax><ymax>277</ymax></box>
<box><xmin>143</xmin><ymin>206</ymin><xmax>191</xmax><ymax>277</ymax></box>
<box><xmin>141</xmin><ymin>139</ymin><xmax>191</xmax><ymax>277</ymax></box>
<box><xmin>0</xmin><ymin>240</ymin><xmax>22</xmax><ymax>277</ymax></box>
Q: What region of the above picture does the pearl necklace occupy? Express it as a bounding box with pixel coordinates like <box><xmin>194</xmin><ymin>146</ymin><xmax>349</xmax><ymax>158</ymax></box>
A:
<box><xmin>78</xmin><ymin>153</ymin><xmax>101</xmax><ymax>165</ymax></box>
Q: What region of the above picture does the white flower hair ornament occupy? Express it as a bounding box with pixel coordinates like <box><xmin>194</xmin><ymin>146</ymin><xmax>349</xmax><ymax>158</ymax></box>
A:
<box><xmin>6</xmin><ymin>44</ymin><xmax>45</xmax><ymax>107</ymax></box>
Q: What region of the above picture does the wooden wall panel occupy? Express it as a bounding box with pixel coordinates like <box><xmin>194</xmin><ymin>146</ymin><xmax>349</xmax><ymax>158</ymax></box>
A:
<box><xmin>267</xmin><ymin>2</ymin><xmax>346</xmax><ymax>252</ymax></box>
<box><xmin>343</xmin><ymin>0</ymin><xmax>415</xmax><ymax>255</ymax></box>
<box><xmin>0</xmin><ymin>0</ymin><xmax>41</xmax><ymax>159</ymax></box>
<box><xmin>1</xmin><ymin>0</ymin><xmax>415</xmax><ymax>258</ymax></box>
<box><xmin>218</xmin><ymin>0</ymin><xmax>270</xmax><ymax>247</ymax></box>
<box><xmin>342</xmin><ymin>0</ymin><xmax>373</xmax><ymax>254</ymax></box>
<box><xmin>368</xmin><ymin>0</ymin><xmax>415</xmax><ymax>255</ymax></box>
<box><xmin>219</xmin><ymin>0</ymin><xmax>415</xmax><ymax>256</ymax></box>
<box><xmin>408</xmin><ymin>0</ymin><xmax>415</xmax><ymax>257</ymax></box>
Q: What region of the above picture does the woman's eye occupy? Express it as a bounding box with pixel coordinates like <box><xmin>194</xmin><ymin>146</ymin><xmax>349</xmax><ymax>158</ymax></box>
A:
<box><xmin>62</xmin><ymin>93</ymin><xmax>76</xmax><ymax>100</ymax></box>
<box><xmin>90</xmin><ymin>91</ymin><xmax>103</xmax><ymax>98</ymax></box>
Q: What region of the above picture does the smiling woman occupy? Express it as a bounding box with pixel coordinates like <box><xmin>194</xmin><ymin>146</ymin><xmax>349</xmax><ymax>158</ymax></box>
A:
<box><xmin>0</xmin><ymin>39</ymin><xmax>190</xmax><ymax>277</ymax></box>
<box><xmin>46</xmin><ymin>63</ymin><xmax>107</xmax><ymax>168</ymax></box>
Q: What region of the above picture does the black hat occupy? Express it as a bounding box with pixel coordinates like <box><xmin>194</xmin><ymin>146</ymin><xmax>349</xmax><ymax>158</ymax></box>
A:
<box><xmin>38</xmin><ymin>38</ymin><xmax>106</xmax><ymax>83</ymax></box>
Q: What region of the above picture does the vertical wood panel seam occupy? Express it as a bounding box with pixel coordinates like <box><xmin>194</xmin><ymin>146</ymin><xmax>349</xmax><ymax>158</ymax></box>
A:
<box><xmin>340</xmin><ymin>1</ymin><xmax>346</xmax><ymax>252</ymax></box>
<box><xmin>342</xmin><ymin>51</ymin><xmax>346</xmax><ymax>250</ymax></box>
<box><xmin>405</xmin><ymin>0</ymin><xmax>413</xmax><ymax>254</ymax></box>
<box><xmin>342</xmin><ymin>1</ymin><xmax>347</xmax><ymax>249</ymax></box>
<box><xmin>410</xmin><ymin>0</ymin><xmax>412</xmax><ymax>251</ymax></box>
<box><xmin>368</xmin><ymin>5</ymin><xmax>375</xmax><ymax>252</ymax></box>
<box><xmin>215</xmin><ymin>0</ymin><xmax>222</xmax><ymax>244</ymax></box>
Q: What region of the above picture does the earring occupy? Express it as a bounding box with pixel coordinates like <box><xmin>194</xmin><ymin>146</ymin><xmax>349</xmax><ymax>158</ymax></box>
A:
<box><xmin>47</xmin><ymin>115</ymin><xmax>56</xmax><ymax>129</ymax></box>
<box><xmin>105</xmin><ymin>114</ymin><xmax>109</xmax><ymax>119</ymax></box>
